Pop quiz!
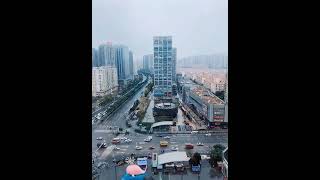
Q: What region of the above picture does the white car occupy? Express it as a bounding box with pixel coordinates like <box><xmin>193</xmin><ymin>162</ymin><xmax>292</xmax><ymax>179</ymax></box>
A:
<box><xmin>164</xmin><ymin>136</ymin><xmax>171</xmax><ymax>139</ymax></box>
<box><xmin>96</xmin><ymin>137</ymin><xmax>103</xmax><ymax>140</ymax></box>
<box><xmin>205</xmin><ymin>133</ymin><xmax>211</xmax><ymax>136</ymax></box>
<box><xmin>171</xmin><ymin>147</ymin><xmax>178</xmax><ymax>151</ymax></box>
<box><xmin>197</xmin><ymin>142</ymin><xmax>204</xmax><ymax>146</ymax></box>
<box><xmin>191</xmin><ymin>131</ymin><xmax>199</xmax><ymax>134</ymax></box>
<box><xmin>135</xmin><ymin>146</ymin><xmax>143</xmax><ymax>150</ymax></box>
<box><xmin>120</xmin><ymin>137</ymin><xmax>127</xmax><ymax>140</ymax></box>
<box><xmin>125</xmin><ymin>139</ymin><xmax>132</xmax><ymax>143</ymax></box>
<box><xmin>113</xmin><ymin>147</ymin><xmax>120</xmax><ymax>151</ymax></box>
<box><xmin>144</xmin><ymin>138</ymin><xmax>151</xmax><ymax>142</ymax></box>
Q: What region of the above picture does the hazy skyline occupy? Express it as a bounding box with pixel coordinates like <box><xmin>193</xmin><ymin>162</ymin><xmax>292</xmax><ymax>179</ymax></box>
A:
<box><xmin>92</xmin><ymin>0</ymin><xmax>228</xmax><ymax>59</ymax></box>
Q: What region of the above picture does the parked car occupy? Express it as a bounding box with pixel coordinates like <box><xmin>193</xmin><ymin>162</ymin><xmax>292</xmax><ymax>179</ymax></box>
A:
<box><xmin>135</xmin><ymin>146</ymin><xmax>143</xmax><ymax>150</ymax></box>
<box><xmin>205</xmin><ymin>133</ymin><xmax>211</xmax><ymax>136</ymax></box>
<box><xmin>163</xmin><ymin>136</ymin><xmax>170</xmax><ymax>139</ymax></box>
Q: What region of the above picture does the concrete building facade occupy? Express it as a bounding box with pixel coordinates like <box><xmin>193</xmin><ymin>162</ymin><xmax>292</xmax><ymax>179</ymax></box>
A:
<box><xmin>153</xmin><ymin>36</ymin><xmax>173</xmax><ymax>97</ymax></box>
<box><xmin>92</xmin><ymin>66</ymin><xmax>118</xmax><ymax>97</ymax></box>
<box><xmin>98</xmin><ymin>42</ymin><xmax>116</xmax><ymax>67</ymax></box>
<box><xmin>188</xmin><ymin>86</ymin><xmax>225</xmax><ymax>127</ymax></box>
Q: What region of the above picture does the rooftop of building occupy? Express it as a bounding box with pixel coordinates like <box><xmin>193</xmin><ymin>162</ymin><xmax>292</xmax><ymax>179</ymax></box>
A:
<box><xmin>157</xmin><ymin>151</ymin><xmax>190</xmax><ymax>165</ymax></box>
<box><xmin>191</xmin><ymin>86</ymin><xmax>224</xmax><ymax>105</ymax></box>
<box><xmin>154</xmin><ymin>102</ymin><xmax>176</xmax><ymax>109</ymax></box>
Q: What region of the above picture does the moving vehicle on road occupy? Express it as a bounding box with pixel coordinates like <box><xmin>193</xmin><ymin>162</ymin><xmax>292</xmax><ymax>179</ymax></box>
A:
<box><xmin>185</xmin><ymin>143</ymin><xmax>194</xmax><ymax>149</ymax></box>
<box><xmin>160</xmin><ymin>141</ymin><xmax>168</xmax><ymax>147</ymax></box>
<box><xmin>113</xmin><ymin>147</ymin><xmax>120</xmax><ymax>151</ymax></box>
<box><xmin>124</xmin><ymin>139</ymin><xmax>132</xmax><ymax>143</ymax></box>
<box><xmin>156</xmin><ymin>134</ymin><xmax>163</xmax><ymax>137</ymax></box>
<box><xmin>97</xmin><ymin>142</ymin><xmax>107</xmax><ymax>148</ymax></box>
<box><xmin>205</xmin><ymin>133</ymin><xmax>211</xmax><ymax>136</ymax></box>
<box><xmin>191</xmin><ymin>131</ymin><xmax>198</xmax><ymax>134</ymax></box>
<box><xmin>144</xmin><ymin>136</ymin><xmax>152</xmax><ymax>142</ymax></box>
<box><xmin>163</xmin><ymin>136</ymin><xmax>170</xmax><ymax>139</ymax></box>
<box><xmin>135</xmin><ymin>146</ymin><xmax>143</xmax><ymax>150</ymax></box>
<box><xmin>149</xmin><ymin>146</ymin><xmax>155</xmax><ymax>150</ymax></box>
<box><xmin>197</xmin><ymin>142</ymin><xmax>204</xmax><ymax>146</ymax></box>
<box><xmin>171</xmin><ymin>147</ymin><xmax>178</xmax><ymax>151</ymax></box>
<box><xmin>111</xmin><ymin>138</ymin><xmax>121</xmax><ymax>144</ymax></box>
<box><xmin>96</xmin><ymin>137</ymin><xmax>103</xmax><ymax>140</ymax></box>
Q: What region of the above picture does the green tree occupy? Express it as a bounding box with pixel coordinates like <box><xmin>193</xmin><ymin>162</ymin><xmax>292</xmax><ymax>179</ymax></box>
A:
<box><xmin>189</xmin><ymin>152</ymin><xmax>202</xmax><ymax>165</ymax></box>
<box><xmin>209</xmin><ymin>144</ymin><xmax>226</xmax><ymax>167</ymax></box>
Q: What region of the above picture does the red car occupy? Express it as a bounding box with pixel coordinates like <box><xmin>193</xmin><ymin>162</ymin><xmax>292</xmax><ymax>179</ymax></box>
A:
<box><xmin>185</xmin><ymin>143</ymin><xmax>194</xmax><ymax>149</ymax></box>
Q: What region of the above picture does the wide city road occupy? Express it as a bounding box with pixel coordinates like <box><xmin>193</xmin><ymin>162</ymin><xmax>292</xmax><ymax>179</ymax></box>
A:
<box><xmin>94</xmin><ymin>132</ymin><xmax>227</xmax><ymax>180</ymax></box>
<box><xmin>92</xmin><ymin>78</ymin><xmax>150</xmax><ymax>152</ymax></box>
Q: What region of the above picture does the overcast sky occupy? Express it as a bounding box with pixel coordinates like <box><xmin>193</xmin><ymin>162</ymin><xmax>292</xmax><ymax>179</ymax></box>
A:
<box><xmin>92</xmin><ymin>0</ymin><xmax>228</xmax><ymax>59</ymax></box>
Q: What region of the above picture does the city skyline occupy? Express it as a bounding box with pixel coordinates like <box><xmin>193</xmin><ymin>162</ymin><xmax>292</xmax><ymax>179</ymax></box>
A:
<box><xmin>92</xmin><ymin>0</ymin><xmax>228</xmax><ymax>58</ymax></box>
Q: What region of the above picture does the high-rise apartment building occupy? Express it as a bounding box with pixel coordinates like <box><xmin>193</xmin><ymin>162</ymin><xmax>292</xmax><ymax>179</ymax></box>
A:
<box><xmin>98</xmin><ymin>42</ymin><xmax>116</xmax><ymax>67</ymax></box>
<box><xmin>172</xmin><ymin>48</ymin><xmax>177</xmax><ymax>82</ymax></box>
<box><xmin>92</xmin><ymin>48</ymin><xmax>99</xmax><ymax>67</ymax></box>
<box><xmin>115</xmin><ymin>45</ymin><xmax>131</xmax><ymax>85</ymax></box>
<box><xmin>153</xmin><ymin>36</ymin><xmax>173</xmax><ymax>97</ymax></box>
<box><xmin>143</xmin><ymin>54</ymin><xmax>154</xmax><ymax>72</ymax></box>
<box><xmin>92</xmin><ymin>66</ymin><xmax>118</xmax><ymax>96</ymax></box>
<box><xmin>129</xmin><ymin>51</ymin><xmax>134</xmax><ymax>78</ymax></box>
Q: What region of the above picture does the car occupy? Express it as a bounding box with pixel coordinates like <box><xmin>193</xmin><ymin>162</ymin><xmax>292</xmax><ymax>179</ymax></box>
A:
<box><xmin>185</xmin><ymin>143</ymin><xmax>194</xmax><ymax>149</ymax></box>
<box><xmin>116</xmin><ymin>161</ymin><xmax>125</xmax><ymax>166</ymax></box>
<box><xmin>113</xmin><ymin>147</ymin><xmax>120</xmax><ymax>151</ymax></box>
<box><xmin>149</xmin><ymin>146</ymin><xmax>155</xmax><ymax>150</ymax></box>
<box><xmin>101</xmin><ymin>112</ymin><xmax>106</xmax><ymax>116</ymax></box>
<box><xmin>96</xmin><ymin>137</ymin><xmax>103</xmax><ymax>140</ymax></box>
<box><xmin>197</xmin><ymin>142</ymin><xmax>204</xmax><ymax>146</ymax></box>
<box><xmin>124</xmin><ymin>139</ymin><xmax>132</xmax><ymax>143</ymax></box>
<box><xmin>97</xmin><ymin>142</ymin><xmax>107</xmax><ymax>148</ymax></box>
<box><xmin>163</xmin><ymin>136</ymin><xmax>170</xmax><ymax>139</ymax></box>
<box><xmin>156</xmin><ymin>134</ymin><xmax>163</xmax><ymax>137</ymax></box>
<box><xmin>144</xmin><ymin>138</ymin><xmax>151</xmax><ymax>142</ymax></box>
<box><xmin>205</xmin><ymin>133</ymin><xmax>211</xmax><ymax>136</ymax></box>
<box><xmin>171</xmin><ymin>147</ymin><xmax>178</xmax><ymax>151</ymax></box>
<box><xmin>191</xmin><ymin>131</ymin><xmax>198</xmax><ymax>134</ymax></box>
<box><xmin>160</xmin><ymin>141</ymin><xmax>168</xmax><ymax>147</ymax></box>
<box><xmin>120</xmin><ymin>137</ymin><xmax>127</xmax><ymax>140</ymax></box>
<box><xmin>135</xmin><ymin>146</ymin><xmax>143</xmax><ymax>150</ymax></box>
